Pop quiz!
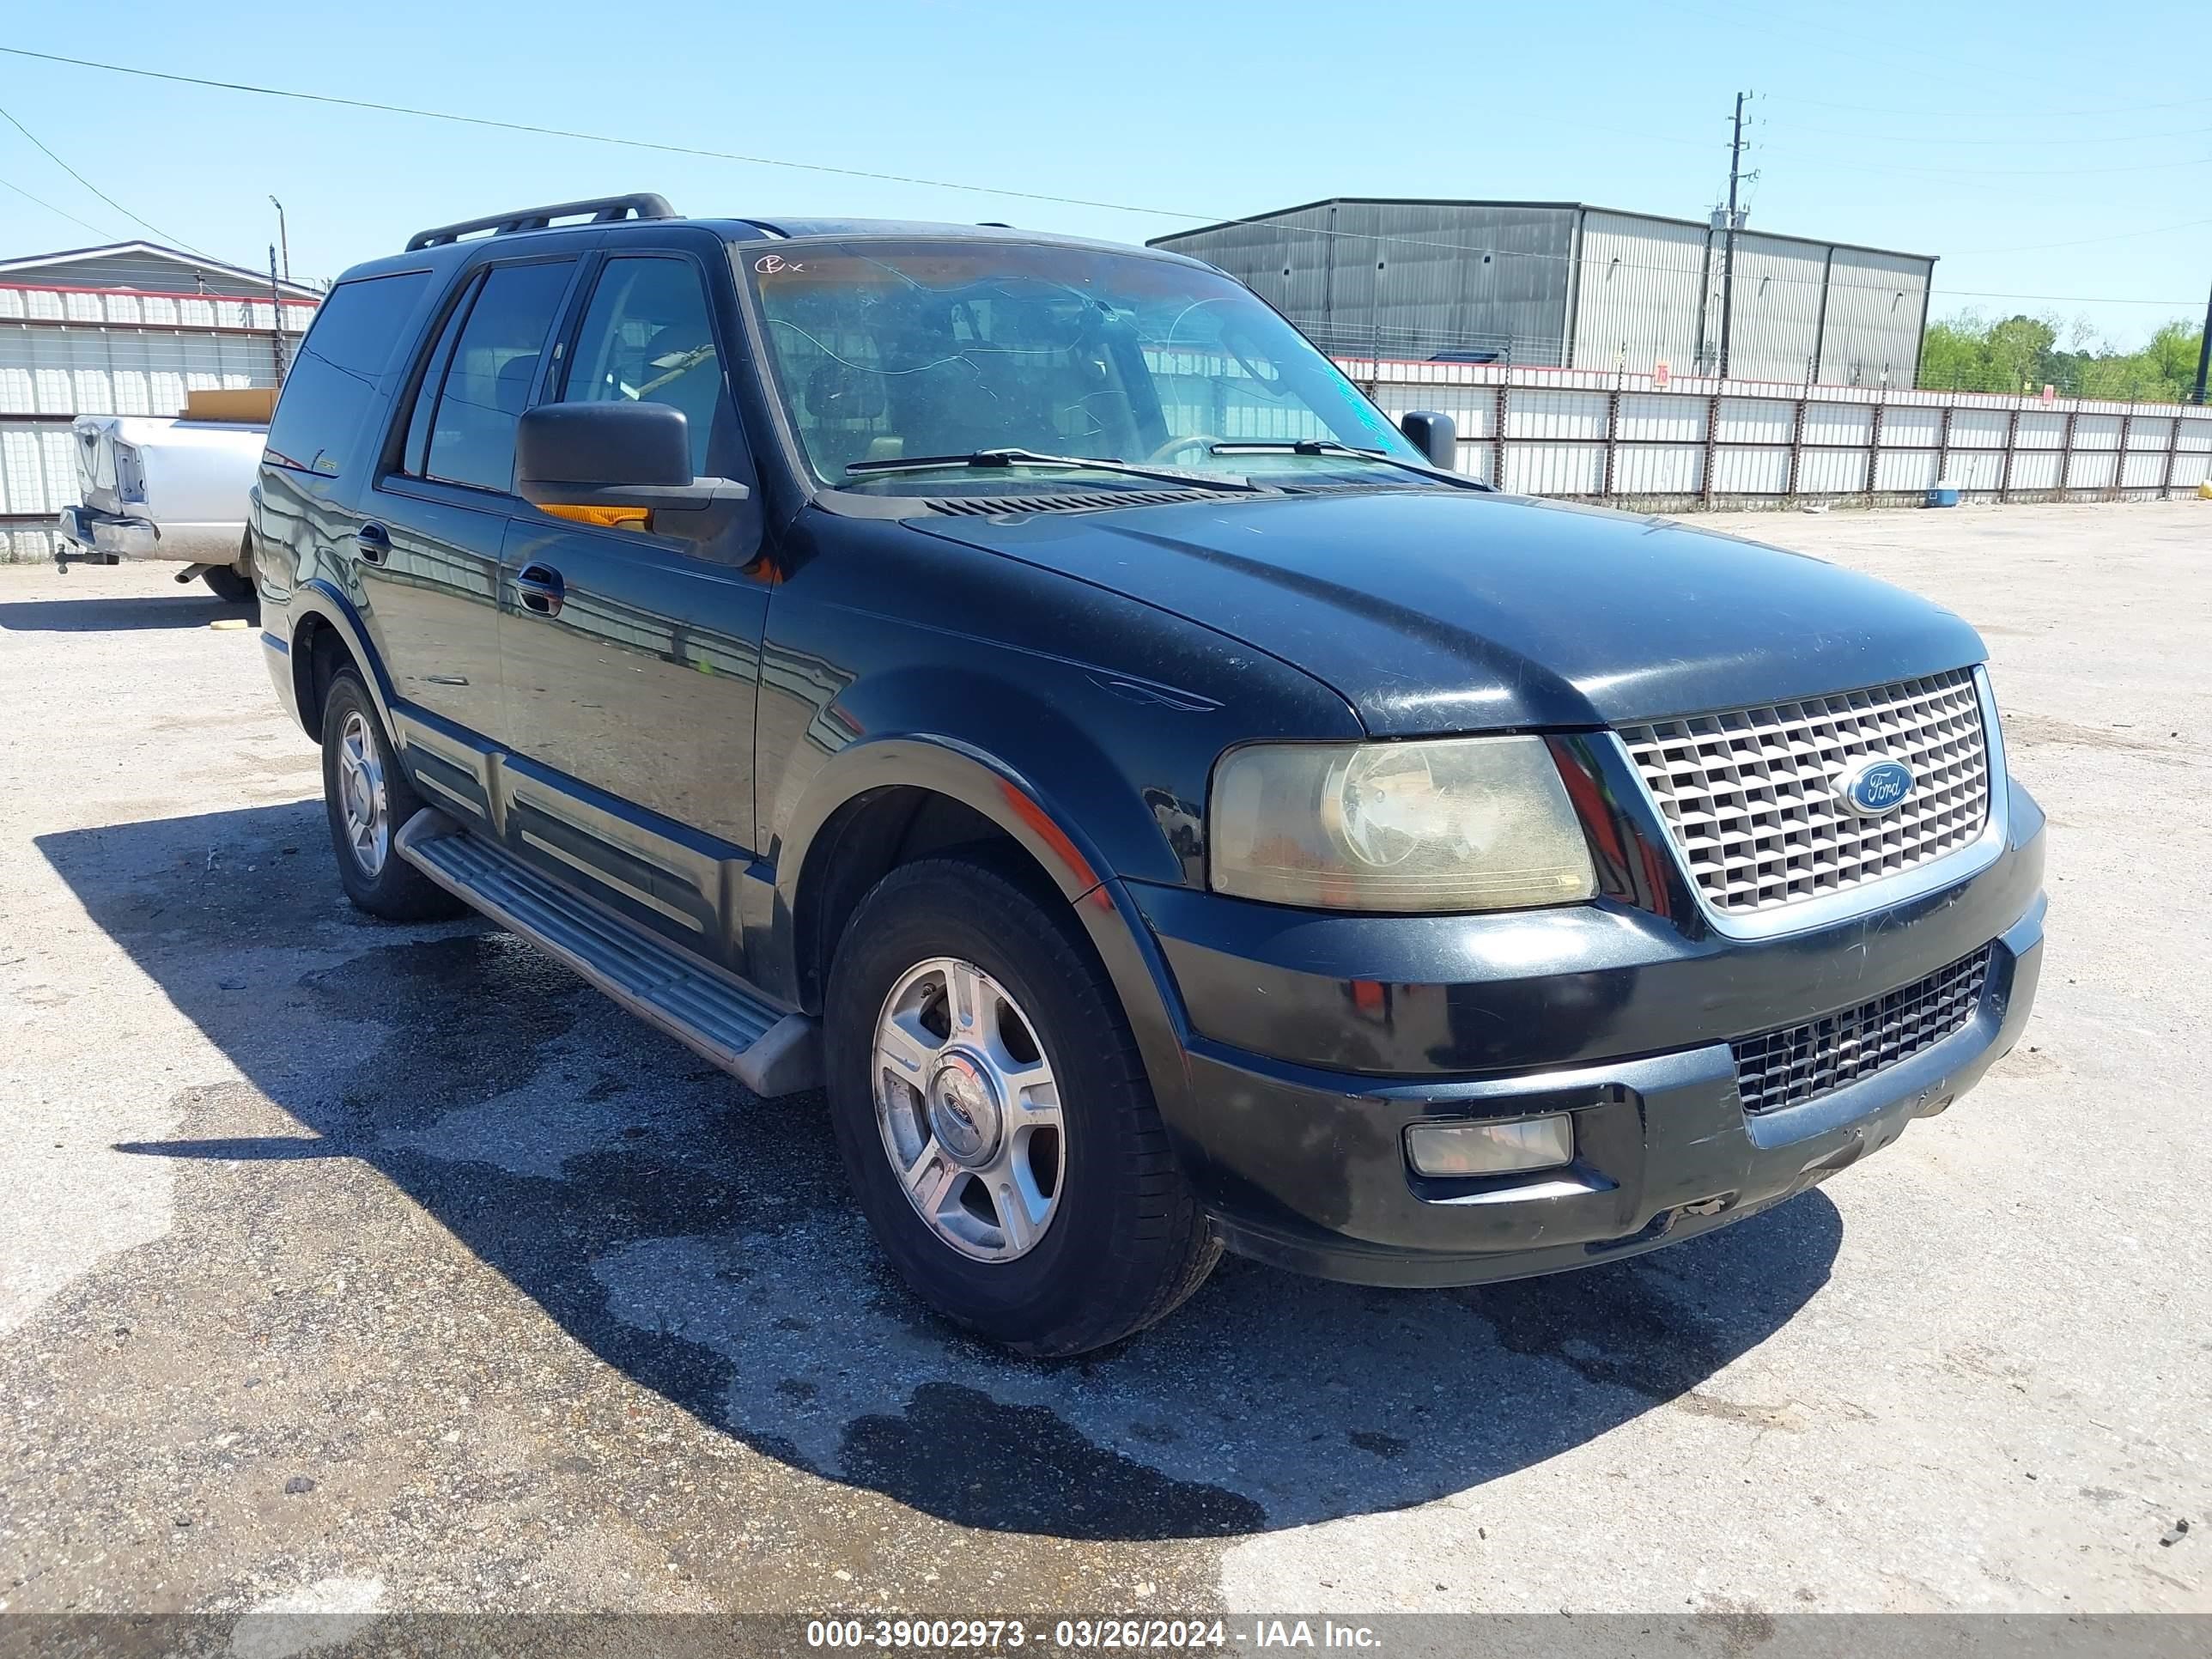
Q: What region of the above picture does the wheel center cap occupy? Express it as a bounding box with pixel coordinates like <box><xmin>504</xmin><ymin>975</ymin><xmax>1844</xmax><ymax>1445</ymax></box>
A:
<box><xmin>926</xmin><ymin>1052</ymin><xmax>1001</xmax><ymax>1166</ymax></box>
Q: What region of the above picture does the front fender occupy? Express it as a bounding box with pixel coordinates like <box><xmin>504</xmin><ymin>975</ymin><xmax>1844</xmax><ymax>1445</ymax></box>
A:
<box><xmin>752</xmin><ymin>719</ymin><xmax>1205</xmax><ymax>1165</ymax></box>
<box><xmin>763</xmin><ymin>651</ymin><xmax>1207</xmax><ymax>890</ymax></box>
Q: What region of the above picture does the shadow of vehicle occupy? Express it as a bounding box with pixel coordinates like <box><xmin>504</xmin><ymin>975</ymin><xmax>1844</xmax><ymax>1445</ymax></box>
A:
<box><xmin>40</xmin><ymin>800</ymin><xmax>1844</xmax><ymax>1542</ymax></box>
<box><xmin>0</xmin><ymin>592</ymin><xmax>255</xmax><ymax>633</ymax></box>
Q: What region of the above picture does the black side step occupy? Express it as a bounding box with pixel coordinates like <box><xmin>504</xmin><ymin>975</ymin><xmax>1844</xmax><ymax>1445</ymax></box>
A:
<box><xmin>394</xmin><ymin>809</ymin><xmax>821</xmax><ymax>1097</ymax></box>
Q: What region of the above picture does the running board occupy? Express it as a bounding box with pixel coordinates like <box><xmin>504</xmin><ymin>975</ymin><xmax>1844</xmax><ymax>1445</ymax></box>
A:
<box><xmin>394</xmin><ymin>808</ymin><xmax>822</xmax><ymax>1097</ymax></box>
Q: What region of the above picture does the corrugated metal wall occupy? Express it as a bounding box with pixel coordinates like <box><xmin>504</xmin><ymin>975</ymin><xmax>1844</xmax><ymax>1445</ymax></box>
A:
<box><xmin>1156</xmin><ymin>200</ymin><xmax>1935</xmax><ymax>386</ymax></box>
<box><xmin>1</xmin><ymin>327</ymin><xmax>282</xmax><ymax>416</ymax></box>
<box><xmin>1158</xmin><ymin>202</ymin><xmax>1576</xmax><ymax>365</ymax></box>
<box><xmin>1819</xmin><ymin>247</ymin><xmax>1934</xmax><ymax>388</ymax></box>
<box><xmin>1571</xmin><ymin>210</ymin><xmax>1709</xmax><ymax>375</ymax></box>
<box><xmin>1714</xmin><ymin>232</ymin><xmax>1832</xmax><ymax>384</ymax></box>
<box><xmin>1155</xmin><ymin>202</ymin><xmax>1338</xmax><ymax>323</ymax></box>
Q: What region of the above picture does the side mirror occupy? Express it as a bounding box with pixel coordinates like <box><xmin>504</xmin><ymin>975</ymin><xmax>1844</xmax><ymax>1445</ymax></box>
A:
<box><xmin>515</xmin><ymin>402</ymin><xmax>748</xmax><ymax>538</ymax></box>
<box><xmin>1399</xmin><ymin>411</ymin><xmax>1458</xmax><ymax>471</ymax></box>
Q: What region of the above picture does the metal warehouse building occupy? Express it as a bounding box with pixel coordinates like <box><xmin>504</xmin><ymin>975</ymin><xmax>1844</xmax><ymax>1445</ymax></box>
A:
<box><xmin>1150</xmin><ymin>198</ymin><xmax>1936</xmax><ymax>389</ymax></box>
<box><xmin>0</xmin><ymin>242</ymin><xmax>321</xmax><ymax>560</ymax></box>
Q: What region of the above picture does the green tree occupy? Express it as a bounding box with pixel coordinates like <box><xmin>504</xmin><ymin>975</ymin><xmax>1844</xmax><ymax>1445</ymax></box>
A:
<box><xmin>2142</xmin><ymin>321</ymin><xmax>2203</xmax><ymax>399</ymax></box>
<box><xmin>1918</xmin><ymin>314</ymin><xmax>1989</xmax><ymax>392</ymax></box>
<box><xmin>1915</xmin><ymin>310</ymin><xmax>2203</xmax><ymax>402</ymax></box>
<box><xmin>1985</xmin><ymin>315</ymin><xmax>2058</xmax><ymax>392</ymax></box>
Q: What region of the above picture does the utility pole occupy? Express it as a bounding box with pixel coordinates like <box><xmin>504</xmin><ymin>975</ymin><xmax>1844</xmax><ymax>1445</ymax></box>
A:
<box><xmin>1717</xmin><ymin>91</ymin><xmax>1751</xmax><ymax>382</ymax></box>
<box><xmin>268</xmin><ymin>246</ymin><xmax>289</xmax><ymax>384</ymax></box>
<box><xmin>269</xmin><ymin>196</ymin><xmax>290</xmax><ymax>283</ymax></box>
<box><xmin>2195</xmin><ymin>274</ymin><xmax>2210</xmax><ymax>404</ymax></box>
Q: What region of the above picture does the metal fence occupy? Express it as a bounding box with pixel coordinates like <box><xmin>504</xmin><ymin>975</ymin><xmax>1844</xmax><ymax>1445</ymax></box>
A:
<box><xmin>7</xmin><ymin>328</ymin><xmax>2207</xmax><ymax>566</ymax></box>
<box><xmin>1290</xmin><ymin>310</ymin><xmax>2208</xmax><ymax>405</ymax></box>
<box><xmin>1352</xmin><ymin>357</ymin><xmax>2212</xmax><ymax>510</ymax></box>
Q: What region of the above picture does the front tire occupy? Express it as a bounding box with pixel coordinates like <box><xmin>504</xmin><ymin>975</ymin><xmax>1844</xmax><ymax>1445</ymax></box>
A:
<box><xmin>824</xmin><ymin>858</ymin><xmax>1219</xmax><ymax>1356</ymax></box>
<box><xmin>319</xmin><ymin>668</ymin><xmax>463</xmax><ymax>921</ymax></box>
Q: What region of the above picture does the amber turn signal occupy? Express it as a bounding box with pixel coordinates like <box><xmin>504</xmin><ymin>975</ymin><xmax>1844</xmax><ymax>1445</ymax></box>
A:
<box><xmin>538</xmin><ymin>503</ymin><xmax>652</xmax><ymax>529</ymax></box>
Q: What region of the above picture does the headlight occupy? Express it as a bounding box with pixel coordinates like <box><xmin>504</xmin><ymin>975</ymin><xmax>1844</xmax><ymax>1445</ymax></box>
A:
<box><xmin>1208</xmin><ymin>736</ymin><xmax>1596</xmax><ymax>913</ymax></box>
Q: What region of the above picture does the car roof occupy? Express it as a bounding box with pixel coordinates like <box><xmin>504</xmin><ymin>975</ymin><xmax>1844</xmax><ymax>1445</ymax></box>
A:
<box><xmin>702</xmin><ymin>217</ymin><xmax>1206</xmax><ymax>264</ymax></box>
<box><xmin>331</xmin><ymin>215</ymin><xmax>1213</xmax><ymax>287</ymax></box>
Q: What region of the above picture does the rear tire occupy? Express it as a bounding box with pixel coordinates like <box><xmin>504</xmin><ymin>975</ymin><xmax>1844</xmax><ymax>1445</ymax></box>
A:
<box><xmin>203</xmin><ymin>562</ymin><xmax>254</xmax><ymax>605</ymax></box>
<box><xmin>319</xmin><ymin>668</ymin><xmax>464</xmax><ymax>921</ymax></box>
<box><xmin>824</xmin><ymin>858</ymin><xmax>1219</xmax><ymax>1356</ymax></box>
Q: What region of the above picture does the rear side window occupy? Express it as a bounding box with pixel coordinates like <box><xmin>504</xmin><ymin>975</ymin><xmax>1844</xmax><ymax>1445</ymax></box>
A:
<box><xmin>419</xmin><ymin>260</ymin><xmax>575</xmax><ymax>494</ymax></box>
<box><xmin>264</xmin><ymin>271</ymin><xmax>430</xmax><ymax>476</ymax></box>
<box><xmin>399</xmin><ymin>276</ymin><xmax>481</xmax><ymax>477</ymax></box>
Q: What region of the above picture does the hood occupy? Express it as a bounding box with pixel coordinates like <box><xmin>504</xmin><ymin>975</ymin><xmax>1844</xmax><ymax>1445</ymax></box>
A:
<box><xmin>910</xmin><ymin>489</ymin><xmax>1984</xmax><ymax>734</ymax></box>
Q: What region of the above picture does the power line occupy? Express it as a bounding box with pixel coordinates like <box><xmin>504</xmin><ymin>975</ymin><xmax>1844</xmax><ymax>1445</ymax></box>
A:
<box><xmin>1774</xmin><ymin>118</ymin><xmax>2212</xmax><ymax>149</ymax></box>
<box><xmin>0</xmin><ymin>173</ymin><xmax>121</xmax><ymax>240</ymax></box>
<box><xmin>1948</xmin><ymin>216</ymin><xmax>2212</xmax><ymax>257</ymax></box>
<box><xmin>1660</xmin><ymin>1</ymin><xmax>2005</xmax><ymax>93</ymax></box>
<box><xmin>0</xmin><ymin>97</ymin><xmax>211</xmax><ymax>257</ymax></box>
<box><xmin>0</xmin><ymin>47</ymin><xmax>1224</xmax><ymax>223</ymax></box>
<box><xmin>1771</xmin><ymin>89</ymin><xmax>2212</xmax><ymax>121</ymax></box>
<box><xmin>1757</xmin><ymin>147</ymin><xmax>2212</xmax><ymax>179</ymax></box>
<box><xmin>0</xmin><ymin>45</ymin><xmax>2203</xmax><ymax>311</ymax></box>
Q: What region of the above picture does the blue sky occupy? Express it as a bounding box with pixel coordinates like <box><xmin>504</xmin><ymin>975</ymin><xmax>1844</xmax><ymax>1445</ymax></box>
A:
<box><xmin>1</xmin><ymin>0</ymin><xmax>2205</xmax><ymax>347</ymax></box>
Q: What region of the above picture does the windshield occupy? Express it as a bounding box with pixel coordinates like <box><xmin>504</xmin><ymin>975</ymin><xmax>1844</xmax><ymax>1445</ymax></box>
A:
<box><xmin>741</xmin><ymin>239</ymin><xmax>1429</xmax><ymax>492</ymax></box>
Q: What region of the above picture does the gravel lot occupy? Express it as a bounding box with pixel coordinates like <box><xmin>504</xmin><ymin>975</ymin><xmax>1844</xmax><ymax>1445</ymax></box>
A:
<box><xmin>1</xmin><ymin>501</ymin><xmax>2205</xmax><ymax>1624</ymax></box>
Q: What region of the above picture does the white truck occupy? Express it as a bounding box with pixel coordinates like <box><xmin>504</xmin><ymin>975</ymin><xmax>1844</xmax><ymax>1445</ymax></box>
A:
<box><xmin>56</xmin><ymin>391</ymin><xmax>270</xmax><ymax>602</ymax></box>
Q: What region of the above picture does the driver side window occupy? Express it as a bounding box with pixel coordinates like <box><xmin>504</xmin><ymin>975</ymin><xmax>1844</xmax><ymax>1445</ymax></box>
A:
<box><xmin>560</xmin><ymin>257</ymin><xmax>728</xmax><ymax>477</ymax></box>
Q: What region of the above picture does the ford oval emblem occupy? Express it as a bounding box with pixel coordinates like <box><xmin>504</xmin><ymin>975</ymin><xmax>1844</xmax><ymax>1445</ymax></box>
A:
<box><xmin>1840</xmin><ymin>757</ymin><xmax>1915</xmax><ymax>816</ymax></box>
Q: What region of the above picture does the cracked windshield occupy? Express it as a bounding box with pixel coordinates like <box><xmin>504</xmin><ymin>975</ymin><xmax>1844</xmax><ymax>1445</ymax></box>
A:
<box><xmin>745</xmin><ymin>240</ymin><xmax>1430</xmax><ymax>493</ymax></box>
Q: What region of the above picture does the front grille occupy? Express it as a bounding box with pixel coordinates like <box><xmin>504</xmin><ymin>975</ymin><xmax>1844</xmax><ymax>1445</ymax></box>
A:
<box><xmin>1731</xmin><ymin>947</ymin><xmax>1991</xmax><ymax>1114</ymax></box>
<box><xmin>1618</xmin><ymin>669</ymin><xmax>1990</xmax><ymax>916</ymax></box>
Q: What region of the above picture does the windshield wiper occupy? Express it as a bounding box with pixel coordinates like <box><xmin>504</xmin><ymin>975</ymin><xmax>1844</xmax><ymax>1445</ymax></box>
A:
<box><xmin>844</xmin><ymin>447</ymin><xmax>1267</xmax><ymax>494</ymax></box>
<box><xmin>1208</xmin><ymin>439</ymin><xmax>1492</xmax><ymax>489</ymax></box>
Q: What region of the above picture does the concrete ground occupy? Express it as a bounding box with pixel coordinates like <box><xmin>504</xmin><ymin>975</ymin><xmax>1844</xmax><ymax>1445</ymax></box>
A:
<box><xmin>0</xmin><ymin>501</ymin><xmax>2205</xmax><ymax>1623</ymax></box>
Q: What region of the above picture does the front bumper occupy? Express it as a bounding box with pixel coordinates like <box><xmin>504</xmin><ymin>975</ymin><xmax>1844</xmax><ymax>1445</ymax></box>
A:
<box><xmin>1128</xmin><ymin>778</ymin><xmax>2047</xmax><ymax>1287</ymax></box>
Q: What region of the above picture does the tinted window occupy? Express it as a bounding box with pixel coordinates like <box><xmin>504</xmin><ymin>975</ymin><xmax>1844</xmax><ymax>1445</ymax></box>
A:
<box><xmin>422</xmin><ymin>259</ymin><xmax>574</xmax><ymax>494</ymax></box>
<box><xmin>264</xmin><ymin>271</ymin><xmax>430</xmax><ymax>476</ymax></box>
<box><xmin>399</xmin><ymin>276</ymin><xmax>479</xmax><ymax>477</ymax></box>
<box><xmin>560</xmin><ymin>258</ymin><xmax>726</xmax><ymax>477</ymax></box>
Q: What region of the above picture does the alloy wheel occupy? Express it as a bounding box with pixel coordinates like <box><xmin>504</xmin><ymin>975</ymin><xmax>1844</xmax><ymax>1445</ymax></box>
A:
<box><xmin>872</xmin><ymin>956</ymin><xmax>1065</xmax><ymax>1261</ymax></box>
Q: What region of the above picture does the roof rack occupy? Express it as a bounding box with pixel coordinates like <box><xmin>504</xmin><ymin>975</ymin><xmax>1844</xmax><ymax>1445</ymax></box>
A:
<box><xmin>405</xmin><ymin>193</ymin><xmax>678</xmax><ymax>252</ymax></box>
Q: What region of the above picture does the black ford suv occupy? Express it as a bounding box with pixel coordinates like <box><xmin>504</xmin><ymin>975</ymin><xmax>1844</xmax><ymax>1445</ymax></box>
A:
<box><xmin>252</xmin><ymin>194</ymin><xmax>2045</xmax><ymax>1355</ymax></box>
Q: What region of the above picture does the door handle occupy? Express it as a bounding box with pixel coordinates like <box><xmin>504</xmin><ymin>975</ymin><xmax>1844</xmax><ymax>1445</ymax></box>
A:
<box><xmin>353</xmin><ymin>522</ymin><xmax>390</xmax><ymax>565</ymax></box>
<box><xmin>515</xmin><ymin>562</ymin><xmax>565</xmax><ymax>617</ymax></box>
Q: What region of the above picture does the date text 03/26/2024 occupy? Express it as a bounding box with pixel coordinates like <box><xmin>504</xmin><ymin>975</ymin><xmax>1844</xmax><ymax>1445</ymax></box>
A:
<box><xmin>803</xmin><ymin>1618</ymin><xmax>1384</xmax><ymax>1650</ymax></box>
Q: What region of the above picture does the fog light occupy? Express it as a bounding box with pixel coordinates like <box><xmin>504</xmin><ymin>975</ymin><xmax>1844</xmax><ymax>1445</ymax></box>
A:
<box><xmin>1405</xmin><ymin>1114</ymin><xmax>1573</xmax><ymax>1178</ymax></box>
